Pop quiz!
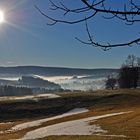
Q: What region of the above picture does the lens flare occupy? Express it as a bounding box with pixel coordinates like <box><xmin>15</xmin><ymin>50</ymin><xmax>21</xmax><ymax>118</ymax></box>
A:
<box><xmin>0</xmin><ymin>11</ymin><xmax>4</xmax><ymax>23</ymax></box>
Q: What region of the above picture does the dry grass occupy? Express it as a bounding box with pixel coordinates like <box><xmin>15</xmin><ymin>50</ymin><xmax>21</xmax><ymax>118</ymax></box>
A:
<box><xmin>40</xmin><ymin>106</ymin><xmax>140</xmax><ymax>140</ymax></box>
<box><xmin>40</xmin><ymin>135</ymin><xmax>129</xmax><ymax>140</ymax></box>
<box><xmin>1</xmin><ymin>106</ymin><xmax>138</xmax><ymax>140</ymax></box>
<box><xmin>93</xmin><ymin>107</ymin><xmax>140</xmax><ymax>140</ymax></box>
<box><xmin>58</xmin><ymin>88</ymin><xmax>140</xmax><ymax>97</ymax></box>
<box><xmin>0</xmin><ymin>89</ymin><xmax>140</xmax><ymax>140</ymax></box>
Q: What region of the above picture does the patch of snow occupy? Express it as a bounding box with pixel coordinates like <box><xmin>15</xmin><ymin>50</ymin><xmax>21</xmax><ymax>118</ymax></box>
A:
<box><xmin>0</xmin><ymin>122</ymin><xmax>13</xmax><ymax>125</ymax></box>
<box><xmin>0</xmin><ymin>122</ymin><xmax>13</xmax><ymax>134</ymax></box>
<box><xmin>96</xmin><ymin>134</ymin><xmax>127</xmax><ymax>138</ymax></box>
<box><xmin>7</xmin><ymin>108</ymin><xmax>88</xmax><ymax>132</ymax></box>
<box><xmin>66</xmin><ymin>108</ymin><xmax>89</xmax><ymax>114</ymax></box>
<box><xmin>0</xmin><ymin>77</ymin><xmax>20</xmax><ymax>81</ymax></box>
<box><xmin>0</xmin><ymin>93</ymin><xmax>60</xmax><ymax>101</ymax></box>
<box><xmin>14</xmin><ymin>111</ymin><xmax>132</xmax><ymax>140</ymax></box>
<box><xmin>35</xmin><ymin>93</ymin><xmax>60</xmax><ymax>98</ymax></box>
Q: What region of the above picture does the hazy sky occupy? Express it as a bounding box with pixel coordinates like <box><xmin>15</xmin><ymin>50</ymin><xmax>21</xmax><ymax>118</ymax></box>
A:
<box><xmin>0</xmin><ymin>0</ymin><xmax>139</xmax><ymax>68</ymax></box>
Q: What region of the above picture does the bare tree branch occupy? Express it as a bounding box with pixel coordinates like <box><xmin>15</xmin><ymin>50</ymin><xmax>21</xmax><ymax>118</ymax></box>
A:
<box><xmin>76</xmin><ymin>20</ymin><xmax>140</xmax><ymax>51</ymax></box>
<box><xmin>36</xmin><ymin>0</ymin><xmax>140</xmax><ymax>49</ymax></box>
<box><xmin>35</xmin><ymin>5</ymin><xmax>97</xmax><ymax>25</ymax></box>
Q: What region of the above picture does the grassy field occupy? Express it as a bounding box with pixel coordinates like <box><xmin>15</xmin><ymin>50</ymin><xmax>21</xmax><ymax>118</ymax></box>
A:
<box><xmin>0</xmin><ymin>89</ymin><xmax>140</xmax><ymax>140</ymax></box>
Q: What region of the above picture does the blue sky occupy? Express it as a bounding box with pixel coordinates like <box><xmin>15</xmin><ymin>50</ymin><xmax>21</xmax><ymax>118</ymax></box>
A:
<box><xmin>0</xmin><ymin>0</ymin><xmax>139</xmax><ymax>68</ymax></box>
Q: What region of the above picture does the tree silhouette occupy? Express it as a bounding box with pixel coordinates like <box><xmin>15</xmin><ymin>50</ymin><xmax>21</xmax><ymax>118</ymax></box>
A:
<box><xmin>125</xmin><ymin>54</ymin><xmax>137</xmax><ymax>67</ymax></box>
<box><xmin>105</xmin><ymin>76</ymin><xmax>117</xmax><ymax>90</ymax></box>
<box><xmin>118</xmin><ymin>55</ymin><xmax>140</xmax><ymax>88</ymax></box>
<box><xmin>0</xmin><ymin>85</ymin><xmax>32</xmax><ymax>96</ymax></box>
<box><xmin>36</xmin><ymin>0</ymin><xmax>140</xmax><ymax>50</ymax></box>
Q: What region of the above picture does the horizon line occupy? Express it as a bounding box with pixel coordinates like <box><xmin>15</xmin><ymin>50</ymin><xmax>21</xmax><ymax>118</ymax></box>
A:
<box><xmin>0</xmin><ymin>65</ymin><xmax>119</xmax><ymax>70</ymax></box>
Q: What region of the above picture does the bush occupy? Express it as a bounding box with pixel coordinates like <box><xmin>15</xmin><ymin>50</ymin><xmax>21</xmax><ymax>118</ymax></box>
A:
<box><xmin>105</xmin><ymin>76</ymin><xmax>117</xmax><ymax>90</ymax></box>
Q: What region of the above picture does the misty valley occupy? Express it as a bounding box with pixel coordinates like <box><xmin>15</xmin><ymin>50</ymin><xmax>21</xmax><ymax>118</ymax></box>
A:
<box><xmin>0</xmin><ymin>66</ymin><xmax>118</xmax><ymax>96</ymax></box>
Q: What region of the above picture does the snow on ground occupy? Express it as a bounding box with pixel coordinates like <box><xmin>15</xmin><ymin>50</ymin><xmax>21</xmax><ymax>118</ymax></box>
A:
<box><xmin>14</xmin><ymin>111</ymin><xmax>132</xmax><ymax>140</ymax></box>
<box><xmin>7</xmin><ymin>108</ymin><xmax>88</xmax><ymax>132</ymax></box>
<box><xmin>66</xmin><ymin>108</ymin><xmax>89</xmax><ymax>114</ymax></box>
<box><xmin>0</xmin><ymin>122</ymin><xmax>13</xmax><ymax>125</ymax></box>
<box><xmin>0</xmin><ymin>93</ymin><xmax>60</xmax><ymax>101</ymax></box>
<box><xmin>96</xmin><ymin>134</ymin><xmax>127</xmax><ymax>138</ymax></box>
<box><xmin>35</xmin><ymin>93</ymin><xmax>60</xmax><ymax>98</ymax></box>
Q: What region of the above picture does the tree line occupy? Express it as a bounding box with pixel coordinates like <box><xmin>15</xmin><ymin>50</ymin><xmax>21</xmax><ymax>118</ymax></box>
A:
<box><xmin>106</xmin><ymin>55</ymin><xmax>140</xmax><ymax>89</ymax></box>
<box><xmin>0</xmin><ymin>85</ymin><xmax>32</xmax><ymax>96</ymax></box>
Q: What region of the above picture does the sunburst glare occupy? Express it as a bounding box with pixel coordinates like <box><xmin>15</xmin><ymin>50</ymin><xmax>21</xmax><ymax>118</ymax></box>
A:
<box><xmin>0</xmin><ymin>10</ymin><xmax>4</xmax><ymax>23</ymax></box>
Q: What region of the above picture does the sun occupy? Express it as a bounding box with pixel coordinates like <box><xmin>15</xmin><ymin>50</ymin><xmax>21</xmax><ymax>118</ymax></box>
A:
<box><xmin>0</xmin><ymin>10</ymin><xmax>4</xmax><ymax>23</ymax></box>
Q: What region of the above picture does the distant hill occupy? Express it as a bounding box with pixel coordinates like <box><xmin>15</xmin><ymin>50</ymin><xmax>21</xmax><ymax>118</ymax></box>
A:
<box><xmin>0</xmin><ymin>66</ymin><xmax>119</xmax><ymax>76</ymax></box>
<box><xmin>0</xmin><ymin>76</ymin><xmax>62</xmax><ymax>90</ymax></box>
<box><xmin>18</xmin><ymin>76</ymin><xmax>61</xmax><ymax>89</ymax></box>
